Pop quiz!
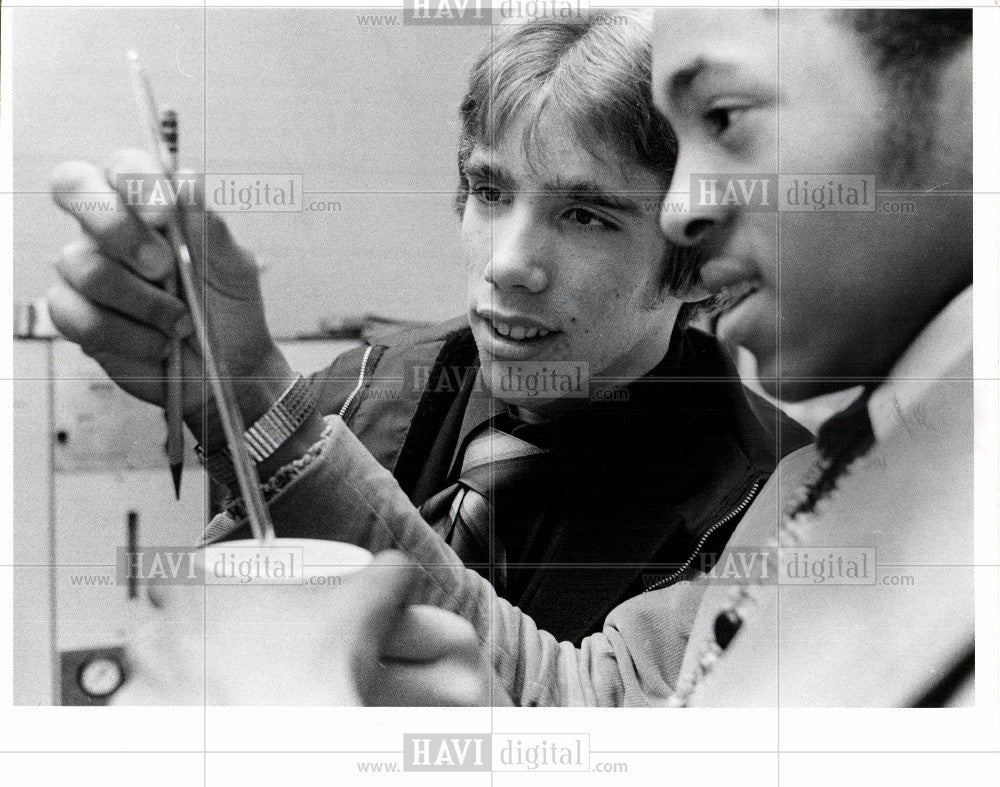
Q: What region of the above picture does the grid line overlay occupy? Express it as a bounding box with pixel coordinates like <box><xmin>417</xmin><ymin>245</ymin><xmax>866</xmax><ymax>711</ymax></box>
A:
<box><xmin>4</xmin><ymin>2</ymin><xmax>999</xmax><ymax>785</ymax></box>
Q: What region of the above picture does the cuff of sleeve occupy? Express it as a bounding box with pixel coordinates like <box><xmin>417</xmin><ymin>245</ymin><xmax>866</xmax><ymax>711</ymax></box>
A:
<box><xmin>222</xmin><ymin>416</ymin><xmax>337</xmax><ymax>525</ymax></box>
<box><xmin>203</xmin><ymin>413</ymin><xmax>479</xmax><ymax>613</ymax></box>
<box><xmin>199</xmin><ymin>416</ymin><xmax>338</xmax><ymax>545</ymax></box>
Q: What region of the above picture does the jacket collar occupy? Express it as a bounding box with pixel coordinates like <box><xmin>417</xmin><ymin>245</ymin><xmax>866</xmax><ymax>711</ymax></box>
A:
<box><xmin>868</xmin><ymin>285</ymin><xmax>972</xmax><ymax>442</ymax></box>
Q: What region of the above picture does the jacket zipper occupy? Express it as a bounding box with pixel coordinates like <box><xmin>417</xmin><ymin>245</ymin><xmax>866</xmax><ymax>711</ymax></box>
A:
<box><xmin>338</xmin><ymin>344</ymin><xmax>375</xmax><ymax>419</ymax></box>
<box><xmin>643</xmin><ymin>478</ymin><xmax>763</xmax><ymax>593</ymax></box>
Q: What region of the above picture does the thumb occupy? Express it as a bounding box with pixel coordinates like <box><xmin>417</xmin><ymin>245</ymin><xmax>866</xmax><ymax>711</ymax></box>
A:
<box><xmin>344</xmin><ymin>550</ymin><xmax>420</xmax><ymax>661</ymax></box>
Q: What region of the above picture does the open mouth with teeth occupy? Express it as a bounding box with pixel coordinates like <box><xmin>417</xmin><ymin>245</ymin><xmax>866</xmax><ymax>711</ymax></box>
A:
<box><xmin>476</xmin><ymin>310</ymin><xmax>559</xmax><ymax>343</ymax></box>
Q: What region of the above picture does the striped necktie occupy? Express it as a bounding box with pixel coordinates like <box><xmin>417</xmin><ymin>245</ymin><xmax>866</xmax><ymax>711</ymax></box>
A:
<box><xmin>420</xmin><ymin>425</ymin><xmax>545</xmax><ymax>594</ymax></box>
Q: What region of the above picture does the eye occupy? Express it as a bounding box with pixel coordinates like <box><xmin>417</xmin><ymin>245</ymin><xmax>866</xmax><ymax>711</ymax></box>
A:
<box><xmin>703</xmin><ymin>103</ymin><xmax>750</xmax><ymax>138</ymax></box>
<box><xmin>471</xmin><ymin>183</ymin><xmax>507</xmax><ymax>205</ymax></box>
<box><xmin>565</xmin><ymin>208</ymin><xmax>615</xmax><ymax>230</ymax></box>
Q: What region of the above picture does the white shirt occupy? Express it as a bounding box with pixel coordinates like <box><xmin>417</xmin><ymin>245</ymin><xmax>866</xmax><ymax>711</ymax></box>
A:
<box><xmin>867</xmin><ymin>284</ymin><xmax>973</xmax><ymax>442</ymax></box>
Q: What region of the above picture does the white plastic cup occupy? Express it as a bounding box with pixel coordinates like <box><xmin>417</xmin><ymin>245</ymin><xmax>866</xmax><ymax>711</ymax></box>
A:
<box><xmin>118</xmin><ymin>539</ymin><xmax>376</xmax><ymax>705</ymax></box>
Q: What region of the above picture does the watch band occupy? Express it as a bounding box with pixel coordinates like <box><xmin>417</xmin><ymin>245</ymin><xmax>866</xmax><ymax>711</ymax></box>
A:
<box><xmin>195</xmin><ymin>374</ymin><xmax>318</xmax><ymax>488</ymax></box>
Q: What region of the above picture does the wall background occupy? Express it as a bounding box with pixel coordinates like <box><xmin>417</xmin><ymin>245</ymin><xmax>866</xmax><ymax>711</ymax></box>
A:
<box><xmin>13</xmin><ymin>7</ymin><xmax>489</xmax><ymax>336</ymax></box>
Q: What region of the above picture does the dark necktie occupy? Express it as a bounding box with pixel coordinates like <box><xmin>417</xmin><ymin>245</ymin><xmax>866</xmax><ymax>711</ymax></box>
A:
<box><xmin>790</xmin><ymin>386</ymin><xmax>877</xmax><ymax>519</ymax></box>
<box><xmin>420</xmin><ymin>425</ymin><xmax>545</xmax><ymax>594</ymax></box>
<box><xmin>815</xmin><ymin>386</ymin><xmax>876</xmax><ymax>463</ymax></box>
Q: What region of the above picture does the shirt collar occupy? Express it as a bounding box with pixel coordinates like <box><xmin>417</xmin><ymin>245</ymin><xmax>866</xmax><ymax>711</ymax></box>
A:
<box><xmin>867</xmin><ymin>284</ymin><xmax>973</xmax><ymax>442</ymax></box>
<box><xmin>736</xmin><ymin>284</ymin><xmax>972</xmax><ymax>440</ymax></box>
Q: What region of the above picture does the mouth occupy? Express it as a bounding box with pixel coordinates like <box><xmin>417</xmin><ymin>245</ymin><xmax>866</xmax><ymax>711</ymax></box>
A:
<box><xmin>472</xmin><ymin>308</ymin><xmax>562</xmax><ymax>357</ymax></box>
<box><xmin>701</xmin><ymin>279</ymin><xmax>761</xmax><ymax>324</ymax></box>
<box><xmin>690</xmin><ymin>255</ymin><xmax>762</xmax><ymax>328</ymax></box>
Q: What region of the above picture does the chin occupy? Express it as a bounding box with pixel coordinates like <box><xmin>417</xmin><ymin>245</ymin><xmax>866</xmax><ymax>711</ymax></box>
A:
<box><xmin>756</xmin><ymin>356</ymin><xmax>857</xmax><ymax>403</ymax></box>
<box><xmin>498</xmin><ymin>393</ymin><xmax>578</xmax><ymax>420</ymax></box>
<box><xmin>480</xmin><ymin>361</ymin><xmax>588</xmax><ymax>413</ymax></box>
<box><xmin>752</xmin><ymin>351</ymin><xmax>808</xmax><ymax>403</ymax></box>
<box><xmin>759</xmin><ymin>377</ymin><xmax>825</xmax><ymax>403</ymax></box>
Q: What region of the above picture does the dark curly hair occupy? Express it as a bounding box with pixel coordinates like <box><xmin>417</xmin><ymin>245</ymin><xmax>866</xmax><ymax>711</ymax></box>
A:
<box><xmin>838</xmin><ymin>9</ymin><xmax>972</xmax><ymax>186</ymax></box>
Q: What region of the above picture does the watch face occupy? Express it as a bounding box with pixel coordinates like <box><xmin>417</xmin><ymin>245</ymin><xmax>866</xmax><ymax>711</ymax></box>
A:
<box><xmin>79</xmin><ymin>656</ymin><xmax>125</xmax><ymax>698</ymax></box>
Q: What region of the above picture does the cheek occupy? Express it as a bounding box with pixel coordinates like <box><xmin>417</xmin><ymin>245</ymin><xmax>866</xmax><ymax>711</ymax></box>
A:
<box><xmin>620</xmin><ymin>254</ymin><xmax>669</xmax><ymax>317</ymax></box>
<box><xmin>778</xmin><ymin>214</ymin><xmax>880</xmax><ymax>303</ymax></box>
<box><xmin>624</xmin><ymin>231</ymin><xmax>671</xmax><ymax>308</ymax></box>
<box><xmin>563</xmin><ymin>266</ymin><xmax>652</xmax><ymax>336</ymax></box>
<box><xmin>459</xmin><ymin>214</ymin><xmax>488</xmax><ymax>275</ymax></box>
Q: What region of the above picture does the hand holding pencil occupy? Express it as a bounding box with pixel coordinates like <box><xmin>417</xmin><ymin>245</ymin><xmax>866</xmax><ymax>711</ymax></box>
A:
<box><xmin>47</xmin><ymin>148</ymin><xmax>297</xmax><ymax>482</ymax></box>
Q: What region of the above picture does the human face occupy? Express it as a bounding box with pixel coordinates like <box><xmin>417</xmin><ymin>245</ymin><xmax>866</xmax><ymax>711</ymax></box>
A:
<box><xmin>652</xmin><ymin>10</ymin><xmax>972</xmax><ymax>401</ymax></box>
<box><xmin>462</xmin><ymin>106</ymin><xmax>679</xmax><ymax>417</ymax></box>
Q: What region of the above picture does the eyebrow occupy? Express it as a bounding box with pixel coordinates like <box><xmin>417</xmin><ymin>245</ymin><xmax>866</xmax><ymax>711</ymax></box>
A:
<box><xmin>543</xmin><ymin>177</ymin><xmax>644</xmax><ymax>216</ymax></box>
<box><xmin>463</xmin><ymin>160</ymin><xmax>517</xmax><ymax>192</ymax></box>
<box><xmin>464</xmin><ymin>156</ymin><xmax>646</xmax><ymax>216</ymax></box>
<box><xmin>665</xmin><ymin>58</ymin><xmax>755</xmax><ymax>107</ymax></box>
<box><xmin>667</xmin><ymin>58</ymin><xmax>708</xmax><ymax>104</ymax></box>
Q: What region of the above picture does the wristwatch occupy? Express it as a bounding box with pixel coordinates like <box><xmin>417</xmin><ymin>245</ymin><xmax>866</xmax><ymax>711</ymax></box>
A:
<box><xmin>195</xmin><ymin>374</ymin><xmax>318</xmax><ymax>488</ymax></box>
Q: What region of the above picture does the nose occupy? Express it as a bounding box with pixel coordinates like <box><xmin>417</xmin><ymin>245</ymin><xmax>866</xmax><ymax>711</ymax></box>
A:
<box><xmin>485</xmin><ymin>206</ymin><xmax>550</xmax><ymax>294</ymax></box>
<box><xmin>659</xmin><ymin>153</ymin><xmax>732</xmax><ymax>248</ymax></box>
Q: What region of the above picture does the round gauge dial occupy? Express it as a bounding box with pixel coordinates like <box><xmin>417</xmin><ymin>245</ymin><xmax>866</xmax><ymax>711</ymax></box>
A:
<box><xmin>79</xmin><ymin>656</ymin><xmax>124</xmax><ymax>698</ymax></box>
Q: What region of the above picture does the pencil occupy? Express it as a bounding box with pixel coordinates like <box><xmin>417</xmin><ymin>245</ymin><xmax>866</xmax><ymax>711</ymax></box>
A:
<box><xmin>160</xmin><ymin>108</ymin><xmax>185</xmax><ymax>499</ymax></box>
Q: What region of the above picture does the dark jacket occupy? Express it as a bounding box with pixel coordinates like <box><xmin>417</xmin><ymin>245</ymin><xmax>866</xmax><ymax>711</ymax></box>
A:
<box><xmin>295</xmin><ymin>317</ymin><xmax>811</xmax><ymax>643</ymax></box>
